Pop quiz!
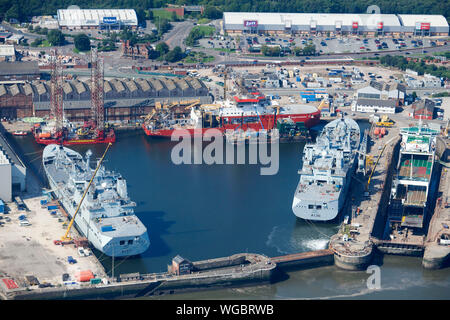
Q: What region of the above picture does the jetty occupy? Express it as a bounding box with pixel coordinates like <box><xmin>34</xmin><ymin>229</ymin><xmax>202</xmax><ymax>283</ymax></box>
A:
<box><xmin>329</xmin><ymin>126</ymin><xmax>401</xmax><ymax>270</ymax></box>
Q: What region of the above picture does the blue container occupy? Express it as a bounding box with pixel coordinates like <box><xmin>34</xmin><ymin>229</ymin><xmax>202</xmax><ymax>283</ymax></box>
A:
<box><xmin>40</xmin><ymin>200</ymin><xmax>48</xmax><ymax>206</ymax></box>
<box><xmin>101</xmin><ymin>225</ymin><xmax>114</xmax><ymax>232</ymax></box>
<box><xmin>47</xmin><ymin>205</ymin><xmax>58</xmax><ymax>210</ymax></box>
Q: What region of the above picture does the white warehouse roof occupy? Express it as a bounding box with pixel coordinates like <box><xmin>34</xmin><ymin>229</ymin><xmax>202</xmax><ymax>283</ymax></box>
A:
<box><xmin>57</xmin><ymin>9</ymin><xmax>138</xmax><ymax>27</ymax></box>
<box><xmin>224</xmin><ymin>12</ymin><xmax>449</xmax><ymax>32</ymax></box>
<box><xmin>0</xmin><ymin>45</ymin><xmax>15</xmax><ymax>57</ymax></box>
<box><xmin>224</xmin><ymin>12</ymin><xmax>402</xmax><ymax>27</ymax></box>
<box><xmin>397</xmin><ymin>14</ymin><xmax>449</xmax><ymax>27</ymax></box>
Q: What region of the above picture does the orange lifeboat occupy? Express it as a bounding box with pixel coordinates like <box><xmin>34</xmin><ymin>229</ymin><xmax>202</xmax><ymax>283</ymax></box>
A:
<box><xmin>39</xmin><ymin>132</ymin><xmax>51</xmax><ymax>139</ymax></box>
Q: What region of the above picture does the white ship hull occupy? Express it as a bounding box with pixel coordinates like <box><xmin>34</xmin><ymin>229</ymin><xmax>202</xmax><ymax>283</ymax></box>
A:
<box><xmin>43</xmin><ymin>145</ymin><xmax>150</xmax><ymax>257</ymax></box>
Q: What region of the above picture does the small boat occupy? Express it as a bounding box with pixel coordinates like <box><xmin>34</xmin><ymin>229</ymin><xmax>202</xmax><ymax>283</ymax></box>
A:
<box><xmin>12</xmin><ymin>131</ymin><xmax>28</xmax><ymax>136</ymax></box>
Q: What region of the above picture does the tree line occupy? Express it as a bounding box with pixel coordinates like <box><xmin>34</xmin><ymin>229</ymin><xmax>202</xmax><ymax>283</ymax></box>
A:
<box><xmin>380</xmin><ymin>55</ymin><xmax>450</xmax><ymax>79</ymax></box>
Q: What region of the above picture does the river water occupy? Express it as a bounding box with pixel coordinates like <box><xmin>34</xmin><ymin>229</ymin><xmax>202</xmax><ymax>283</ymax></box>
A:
<box><xmin>13</xmin><ymin>121</ymin><xmax>450</xmax><ymax>300</ymax></box>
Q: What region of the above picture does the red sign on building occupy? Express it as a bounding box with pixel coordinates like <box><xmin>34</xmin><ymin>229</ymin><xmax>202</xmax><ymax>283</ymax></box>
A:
<box><xmin>377</xmin><ymin>22</ymin><xmax>384</xmax><ymax>30</ymax></box>
<box><xmin>244</xmin><ymin>20</ymin><xmax>258</xmax><ymax>27</ymax></box>
<box><xmin>352</xmin><ymin>22</ymin><xmax>359</xmax><ymax>29</ymax></box>
<box><xmin>421</xmin><ymin>23</ymin><xmax>430</xmax><ymax>30</ymax></box>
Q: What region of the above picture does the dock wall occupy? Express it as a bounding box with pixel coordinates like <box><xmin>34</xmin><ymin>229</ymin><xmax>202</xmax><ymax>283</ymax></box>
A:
<box><xmin>271</xmin><ymin>250</ymin><xmax>334</xmax><ymax>271</ymax></box>
<box><xmin>193</xmin><ymin>254</ymin><xmax>246</xmax><ymax>271</ymax></box>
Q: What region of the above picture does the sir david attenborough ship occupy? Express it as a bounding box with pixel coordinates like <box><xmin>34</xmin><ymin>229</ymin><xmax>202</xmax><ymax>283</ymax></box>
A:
<box><xmin>292</xmin><ymin>116</ymin><xmax>360</xmax><ymax>221</ymax></box>
<box><xmin>43</xmin><ymin>144</ymin><xmax>150</xmax><ymax>257</ymax></box>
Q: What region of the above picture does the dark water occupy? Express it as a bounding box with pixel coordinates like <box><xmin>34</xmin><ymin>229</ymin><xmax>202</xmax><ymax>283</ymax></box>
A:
<box><xmin>12</xmin><ymin>121</ymin><xmax>450</xmax><ymax>299</ymax></box>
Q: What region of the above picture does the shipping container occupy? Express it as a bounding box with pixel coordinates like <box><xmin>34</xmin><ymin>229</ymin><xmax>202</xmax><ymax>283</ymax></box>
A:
<box><xmin>101</xmin><ymin>225</ymin><xmax>114</xmax><ymax>232</ymax></box>
<box><xmin>75</xmin><ymin>270</ymin><xmax>94</xmax><ymax>282</ymax></box>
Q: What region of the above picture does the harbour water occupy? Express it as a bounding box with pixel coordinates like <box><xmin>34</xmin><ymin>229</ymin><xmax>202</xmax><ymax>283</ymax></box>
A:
<box><xmin>12</xmin><ymin>120</ymin><xmax>450</xmax><ymax>299</ymax></box>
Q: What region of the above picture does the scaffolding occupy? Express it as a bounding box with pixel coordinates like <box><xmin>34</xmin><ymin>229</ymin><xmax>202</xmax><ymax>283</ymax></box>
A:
<box><xmin>50</xmin><ymin>49</ymin><xmax>64</xmax><ymax>132</ymax></box>
<box><xmin>90</xmin><ymin>48</ymin><xmax>105</xmax><ymax>131</ymax></box>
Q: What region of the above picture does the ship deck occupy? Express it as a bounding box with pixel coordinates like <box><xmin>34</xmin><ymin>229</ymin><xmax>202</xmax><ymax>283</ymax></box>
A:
<box><xmin>398</xmin><ymin>158</ymin><xmax>432</xmax><ymax>181</ymax></box>
<box><xmin>295</xmin><ymin>181</ymin><xmax>340</xmax><ymax>203</ymax></box>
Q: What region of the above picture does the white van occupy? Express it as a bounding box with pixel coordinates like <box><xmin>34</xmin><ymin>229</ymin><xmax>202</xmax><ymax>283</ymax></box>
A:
<box><xmin>19</xmin><ymin>220</ymin><xmax>30</xmax><ymax>226</ymax></box>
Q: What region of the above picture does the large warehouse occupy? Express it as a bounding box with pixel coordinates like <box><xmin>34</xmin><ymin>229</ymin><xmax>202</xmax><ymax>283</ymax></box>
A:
<box><xmin>57</xmin><ymin>8</ymin><xmax>138</xmax><ymax>30</ymax></box>
<box><xmin>223</xmin><ymin>12</ymin><xmax>449</xmax><ymax>36</ymax></box>
<box><xmin>0</xmin><ymin>77</ymin><xmax>211</xmax><ymax>121</ymax></box>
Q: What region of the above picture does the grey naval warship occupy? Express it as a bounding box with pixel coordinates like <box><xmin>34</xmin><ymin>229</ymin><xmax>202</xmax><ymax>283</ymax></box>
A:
<box><xmin>292</xmin><ymin>116</ymin><xmax>360</xmax><ymax>221</ymax></box>
<box><xmin>43</xmin><ymin>144</ymin><xmax>150</xmax><ymax>257</ymax></box>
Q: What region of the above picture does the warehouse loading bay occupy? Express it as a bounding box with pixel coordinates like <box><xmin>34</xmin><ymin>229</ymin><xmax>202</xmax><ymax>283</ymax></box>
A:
<box><xmin>0</xmin><ymin>173</ymin><xmax>107</xmax><ymax>290</ymax></box>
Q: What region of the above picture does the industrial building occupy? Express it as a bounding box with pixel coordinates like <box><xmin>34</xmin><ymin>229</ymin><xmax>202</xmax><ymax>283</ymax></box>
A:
<box><xmin>0</xmin><ymin>61</ymin><xmax>41</xmax><ymax>82</ymax></box>
<box><xmin>0</xmin><ymin>77</ymin><xmax>210</xmax><ymax>121</ymax></box>
<box><xmin>0</xmin><ymin>45</ymin><xmax>16</xmax><ymax>62</ymax></box>
<box><xmin>57</xmin><ymin>8</ymin><xmax>138</xmax><ymax>30</ymax></box>
<box><xmin>353</xmin><ymin>98</ymin><xmax>397</xmax><ymax>114</ymax></box>
<box><xmin>0</xmin><ymin>130</ymin><xmax>26</xmax><ymax>202</ymax></box>
<box><xmin>223</xmin><ymin>12</ymin><xmax>449</xmax><ymax>36</ymax></box>
<box><xmin>412</xmin><ymin>99</ymin><xmax>435</xmax><ymax>120</ymax></box>
<box><xmin>357</xmin><ymin>81</ymin><xmax>406</xmax><ymax>103</ymax></box>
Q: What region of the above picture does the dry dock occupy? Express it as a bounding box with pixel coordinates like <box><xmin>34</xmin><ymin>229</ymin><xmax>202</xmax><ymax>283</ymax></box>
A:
<box><xmin>330</xmin><ymin>127</ymin><xmax>401</xmax><ymax>270</ymax></box>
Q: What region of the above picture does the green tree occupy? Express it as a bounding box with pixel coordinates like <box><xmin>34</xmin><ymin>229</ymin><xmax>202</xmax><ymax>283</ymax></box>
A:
<box><xmin>156</xmin><ymin>42</ymin><xmax>169</xmax><ymax>55</ymax></box>
<box><xmin>47</xmin><ymin>29</ymin><xmax>65</xmax><ymax>46</ymax></box>
<box><xmin>202</xmin><ymin>6</ymin><xmax>223</xmax><ymax>19</ymax></box>
<box><xmin>74</xmin><ymin>33</ymin><xmax>91</xmax><ymax>52</ymax></box>
<box><xmin>164</xmin><ymin>46</ymin><xmax>184</xmax><ymax>62</ymax></box>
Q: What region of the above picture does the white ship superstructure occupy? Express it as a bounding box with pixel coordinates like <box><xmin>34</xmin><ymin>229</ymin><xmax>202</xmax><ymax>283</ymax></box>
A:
<box><xmin>42</xmin><ymin>144</ymin><xmax>150</xmax><ymax>257</ymax></box>
<box><xmin>292</xmin><ymin>116</ymin><xmax>360</xmax><ymax>221</ymax></box>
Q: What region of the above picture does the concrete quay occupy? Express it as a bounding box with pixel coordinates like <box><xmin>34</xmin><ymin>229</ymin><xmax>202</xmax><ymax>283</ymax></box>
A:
<box><xmin>2</xmin><ymin>253</ymin><xmax>276</xmax><ymax>300</ymax></box>
<box><xmin>330</xmin><ymin>127</ymin><xmax>401</xmax><ymax>270</ymax></box>
<box><xmin>423</xmin><ymin>141</ymin><xmax>450</xmax><ymax>269</ymax></box>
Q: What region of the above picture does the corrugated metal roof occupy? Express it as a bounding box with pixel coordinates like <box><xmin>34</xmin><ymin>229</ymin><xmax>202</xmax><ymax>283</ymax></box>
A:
<box><xmin>187</xmin><ymin>78</ymin><xmax>203</xmax><ymax>90</ymax></box>
<box><xmin>136</xmin><ymin>78</ymin><xmax>151</xmax><ymax>92</ymax></box>
<box><xmin>62</xmin><ymin>82</ymin><xmax>73</xmax><ymax>94</ymax></box>
<box><xmin>104</xmin><ymin>80</ymin><xmax>112</xmax><ymax>93</ymax></box>
<box><xmin>22</xmin><ymin>83</ymin><xmax>33</xmax><ymax>96</ymax></box>
<box><xmin>110</xmin><ymin>79</ymin><xmax>125</xmax><ymax>92</ymax></box>
<box><xmin>175</xmin><ymin>78</ymin><xmax>189</xmax><ymax>90</ymax></box>
<box><xmin>124</xmin><ymin>79</ymin><xmax>137</xmax><ymax>92</ymax></box>
<box><xmin>73</xmin><ymin>80</ymin><xmax>86</xmax><ymax>94</ymax></box>
<box><xmin>163</xmin><ymin>78</ymin><xmax>176</xmax><ymax>91</ymax></box>
<box><xmin>149</xmin><ymin>79</ymin><xmax>163</xmax><ymax>91</ymax></box>
<box><xmin>0</xmin><ymin>61</ymin><xmax>39</xmax><ymax>76</ymax></box>
<box><xmin>35</xmin><ymin>82</ymin><xmax>47</xmax><ymax>95</ymax></box>
<box><xmin>9</xmin><ymin>84</ymin><xmax>20</xmax><ymax>96</ymax></box>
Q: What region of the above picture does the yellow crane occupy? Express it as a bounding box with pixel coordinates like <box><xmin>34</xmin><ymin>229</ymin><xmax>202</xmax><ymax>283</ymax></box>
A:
<box><xmin>61</xmin><ymin>143</ymin><xmax>112</xmax><ymax>241</ymax></box>
<box><xmin>376</xmin><ymin>115</ymin><xmax>395</xmax><ymax>127</ymax></box>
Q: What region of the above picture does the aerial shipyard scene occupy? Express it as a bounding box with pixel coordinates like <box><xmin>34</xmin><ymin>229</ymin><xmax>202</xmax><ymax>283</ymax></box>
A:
<box><xmin>0</xmin><ymin>0</ymin><xmax>449</xmax><ymax>306</ymax></box>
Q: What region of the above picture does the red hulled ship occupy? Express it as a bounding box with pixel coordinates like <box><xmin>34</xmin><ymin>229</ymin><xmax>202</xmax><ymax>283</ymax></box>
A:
<box><xmin>142</xmin><ymin>93</ymin><xmax>320</xmax><ymax>137</ymax></box>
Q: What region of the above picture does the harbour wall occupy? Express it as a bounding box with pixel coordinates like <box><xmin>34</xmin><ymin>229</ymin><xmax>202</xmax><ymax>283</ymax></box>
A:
<box><xmin>271</xmin><ymin>249</ymin><xmax>334</xmax><ymax>271</ymax></box>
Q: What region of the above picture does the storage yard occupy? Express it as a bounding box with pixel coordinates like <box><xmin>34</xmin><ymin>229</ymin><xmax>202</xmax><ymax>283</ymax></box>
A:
<box><xmin>0</xmin><ymin>172</ymin><xmax>107</xmax><ymax>297</ymax></box>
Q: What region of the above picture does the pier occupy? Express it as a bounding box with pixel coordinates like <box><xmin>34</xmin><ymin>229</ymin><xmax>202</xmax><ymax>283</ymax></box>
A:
<box><xmin>423</xmin><ymin>141</ymin><xmax>450</xmax><ymax>269</ymax></box>
<box><xmin>330</xmin><ymin>125</ymin><xmax>401</xmax><ymax>270</ymax></box>
<box><xmin>271</xmin><ymin>249</ymin><xmax>334</xmax><ymax>270</ymax></box>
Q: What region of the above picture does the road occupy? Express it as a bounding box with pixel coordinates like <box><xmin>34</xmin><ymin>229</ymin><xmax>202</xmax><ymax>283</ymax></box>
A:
<box><xmin>160</xmin><ymin>20</ymin><xmax>195</xmax><ymax>49</ymax></box>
